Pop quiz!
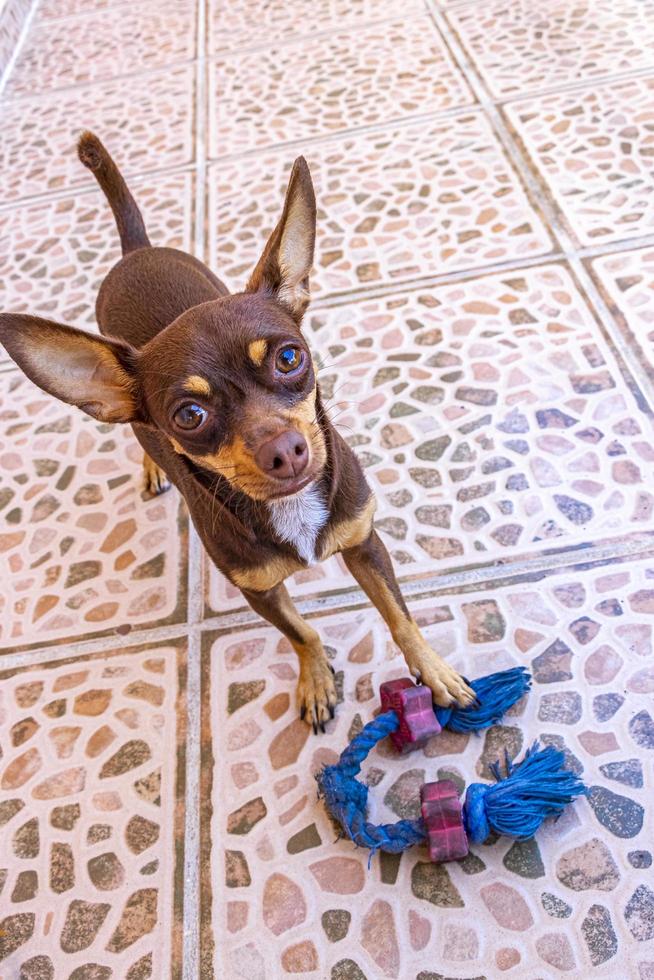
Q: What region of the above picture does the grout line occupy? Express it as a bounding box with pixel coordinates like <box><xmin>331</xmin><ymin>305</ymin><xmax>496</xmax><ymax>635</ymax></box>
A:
<box><xmin>181</xmin><ymin>2</ymin><xmax>207</xmax><ymax>977</ymax></box>
<box><xmin>206</xmin><ymin>101</ymin><xmax>485</xmax><ymax>166</ymax></box>
<box><xmin>0</xmin><ymin>53</ymin><xmax>197</xmax><ymax>105</ymax></box>
<box><xmin>182</xmin><ymin>625</ymin><xmax>202</xmax><ymax>980</ymax></box>
<box><xmin>204</xmin><ymin>4</ymin><xmax>426</xmax><ymax>58</ymax></box>
<box><xmin>427</xmin><ymin>4</ymin><xmax>572</xmax><ymax>253</ymax></box>
<box><xmin>206</xmin><ymin>98</ymin><xmax>480</xmax><ymax>166</ymax></box>
<box><xmin>0</xmin><ymin>0</ymin><xmax>40</xmax><ymax>99</ymax></box>
<box><xmin>0</xmin><ymin>55</ymin><xmax>196</xmax><ymax>105</ymax></box>
<box><xmin>0</xmin><ymin>159</ymin><xmax>198</xmax><ymax>213</ymax></box>
<box><xmin>32</xmin><ymin>0</ymin><xmax>150</xmax><ymax>25</ymax></box>
<box><xmin>307</xmin><ymin>250</ymin><xmax>563</xmax><ymax>311</ymax></box>
<box><xmin>188</xmin><ymin>528</ymin><xmax>205</xmax><ymax>626</ymax></box>
<box><xmin>5</xmin><ymin>530</ymin><xmax>653</xmax><ymax>670</ymax></box>
<box><xmin>210</xmin><ymin>6</ymin><xmax>433</xmax><ymax>60</ymax></box>
<box><xmin>494</xmin><ymin>65</ymin><xmax>654</xmax><ymax>105</ymax></box>
<box><xmin>427</xmin><ymin>1</ymin><xmax>654</xmax><ymax>408</ymax></box>
<box><xmin>568</xmin><ymin>251</ymin><xmax>654</xmax><ymax>410</ymax></box>
<box><xmin>194</xmin><ymin>530</ymin><xmax>654</xmax><ymax>634</ymax></box>
<box><xmin>0</xmin><ymin>620</ymin><xmax>193</xmax><ymax>669</ymax></box>
<box><xmin>576</xmin><ymin>235</ymin><xmax>654</xmax><ymax>260</ymax></box>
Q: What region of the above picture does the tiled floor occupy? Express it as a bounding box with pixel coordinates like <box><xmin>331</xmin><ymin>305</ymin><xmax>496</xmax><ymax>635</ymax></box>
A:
<box><xmin>0</xmin><ymin>0</ymin><xmax>653</xmax><ymax>977</ymax></box>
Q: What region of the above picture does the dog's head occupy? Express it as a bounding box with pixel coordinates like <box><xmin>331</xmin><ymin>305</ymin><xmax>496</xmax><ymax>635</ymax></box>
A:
<box><xmin>0</xmin><ymin>157</ymin><xmax>327</xmax><ymax>501</ymax></box>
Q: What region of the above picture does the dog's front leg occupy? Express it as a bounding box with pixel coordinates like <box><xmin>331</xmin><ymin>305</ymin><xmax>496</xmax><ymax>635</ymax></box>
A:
<box><xmin>342</xmin><ymin>531</ymin><xmax>475</xmax><ymax>708</ymax></box>
<box><xmin>241</xmin><ymin>582</ymin><xmax>337</xmax><ymax>732</ymax></box>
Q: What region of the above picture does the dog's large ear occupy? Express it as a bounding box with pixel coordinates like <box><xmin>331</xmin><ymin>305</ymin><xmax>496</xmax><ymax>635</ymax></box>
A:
<box><xmin>0</xmin><ymin>313</ymin><xmax>141</xmax><ymax>423</ymax></box>
<box><xmin>247</xmin><ymin>156</ymin><xmax>316</xmax><ymax>321</ymax></box>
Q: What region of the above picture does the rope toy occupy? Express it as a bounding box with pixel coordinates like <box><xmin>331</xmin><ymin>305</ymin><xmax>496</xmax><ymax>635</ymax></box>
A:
<box><xmin>317</xmin><ymin>667</ymin><xmax>586</xmax><ymax>863</ymax></box>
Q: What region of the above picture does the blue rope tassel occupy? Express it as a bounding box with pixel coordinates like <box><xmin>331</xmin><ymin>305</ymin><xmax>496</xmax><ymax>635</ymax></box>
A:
<box><xmin>435</xmin><ymin>666</ymin><xmax>531</xmax><ymax>732</ymax></box>
<box><xmin>464</xmin><ymin>741</ymin><xmax>587</xmax><ymax>844</ymax></box>
<box><xmin>317</xmin><ymin>671</ymin><xmax>586</xmax><ymax>860</ymax></box>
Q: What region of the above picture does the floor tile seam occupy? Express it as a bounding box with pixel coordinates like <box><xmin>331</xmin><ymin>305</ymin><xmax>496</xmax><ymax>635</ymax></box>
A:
<box><xmin>207</xmin><ymin>0</ymin><xmax>458</xmax><ymax>64</ymax></box>
<box><xmin>567</xmin><ymin>252</ymin><xmax>654</xmax><ymax>410</ymax></box>
<box><xmin>203</xmin><ymin>4</ymin><xmax>428</xmax><ymax>59</ymax></box>
<box><xmin>426</xmin><ymin>3</ymin><xmax>576</xmax><ymax>255</ymax></box>
<box><xmin>0</xmin><ymin>238</ymin><xmax>650</xmax><ymax>339</ymax></box>
<box><xmin>206</xmin><ymin>99</ymin><xmax>483</xmax><ymax>163</ymax></box>
<box><xmin>0</xmin><ymin>160</ymin><xmax>199</xmax><ymax>213</ymax></box>
<box><xmin>181</xmin><ymin>22</ymin><xmax>206</xmax><ymax>971</ymax></box>
<box><xmin>6</xmin><ymin>529</ymin><xmax>653</xmax><ymax>668</ymax></box>
<box><xmin>33</xmin><ymin>0</ymin><xmax>164</xmax><ymax>25</ymax></box>
<box><xmin>0</xmin><ymin>619</ymin><xmax>194</xmax><ymax>669</ymax></box>
<box><xmin>0</xmin><ymin>53</ymin><xmax>199</xmax><ymax>107</ymax></box>
<box><xmin>494</xmin><ymin>65</ymin><xmax>654</xmax><ymax>105</ymax></box>
<box><xmin>256</xmin><ymin>241</ymin><xmax>654</xmax><ymax>312</ymax></box>
<box><xmin>204</xmin><ymin>102</ymin><xmax>500</xmax><ymax>167</ymax></box>
<box><xmin>434</xmin><ymin>0</ymin><xmax>654</xmax><ymax>257</ymax></box>
<box><xmin>576</xmin><ymin>235</ymin><xmax>654</xmax><ymax>261</ymax></box>
<box><xmin>439</xmin><ymin>0</ymin><xmax>654</xmax><ymax>103</ymax></box>
<box><xmin>14</xmin><ymin>0</ymin><xmax>196</xmax><ymax>29</ymax></box>
<box><xmin>0</xmin><ymin>53</ymin><xmax>198</xmax><ymax>105</ymax></box>
<box><xmin>0</xmin><ymin>0</ymin><xmax>41</xmax><ymax>99</ymax></box>
<box><xmin>181</xmin><ymin>626</ymin><xmax>202</xmax><ymax>980</ymax></box>
<box><xmin>427</xmin><ymin>3</ymin><xmax>654</xmax><ymax>408</ymax></box>
<box><xmin>482</xmin><ymin>112</ymin><xmax>654</xmax><ymax>404</ymax></box>
<box><xmin>305</xmin><ymin>251</ymin><xmax>566</xmax><ymax>311</ymax></box>
<box><xmin>187</xmin><ymin>1</ymin><xmax>208</xmax><ymax>618</ymax></box>
<box><xmin>198</xmin><ymin>530</ymin><xmax>654</xmax><ymax>634</ymax></box>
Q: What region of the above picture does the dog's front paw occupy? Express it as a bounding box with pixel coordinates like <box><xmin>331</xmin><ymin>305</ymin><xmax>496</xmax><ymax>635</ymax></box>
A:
<box><xmin>405</xmin><ymin>647</ymin><xmax>475</xmax><ymax>709</ymax></box>
<box><xmin>142</xmin><ymin>455</ymin><xmax>171</xmax><ymax>498</ymax></box>
<box><xmin>297</xmin><ymin>658</ymin><xmax>337</xmax><ymax>734</ymax></box>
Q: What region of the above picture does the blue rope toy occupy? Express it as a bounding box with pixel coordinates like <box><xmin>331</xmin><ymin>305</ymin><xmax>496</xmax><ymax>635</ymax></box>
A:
<box><xmin>317</xmin><ymin>667</ymin><xmax>587</xmax><ymax>863</ymax></box>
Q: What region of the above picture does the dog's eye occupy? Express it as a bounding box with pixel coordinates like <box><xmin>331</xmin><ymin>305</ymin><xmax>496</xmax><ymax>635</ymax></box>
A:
<box><xmin>173</xmin><ymin>403</ymin><xmax>207</xmax><ymax>430</ymax></box>
<box><xmin>276</xmin><ymin>346</ymin><xmax>304</xmax><ymax>374</ymax></box>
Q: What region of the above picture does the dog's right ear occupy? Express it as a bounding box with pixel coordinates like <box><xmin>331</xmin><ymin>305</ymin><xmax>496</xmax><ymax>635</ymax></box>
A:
<box><xmin>0</xmin><ymin>313</ymin><xmax>142</xmax><ymax>423</ymax></box>
<box><xmin>246</xmin><ymin>156</ymin><xmax>316</xmax><ymax>322</ymax></box>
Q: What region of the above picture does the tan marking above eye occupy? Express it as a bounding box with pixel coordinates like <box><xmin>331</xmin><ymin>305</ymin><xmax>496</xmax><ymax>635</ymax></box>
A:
<box><xmin>183</xmin><ymin>374</ymin><xmax>212</xmax><ymax>397</ymax></box>
<box><xmin>248</xmin><ymin>339</ymin><xmax>268</xmax><ymax>367</ymax></box>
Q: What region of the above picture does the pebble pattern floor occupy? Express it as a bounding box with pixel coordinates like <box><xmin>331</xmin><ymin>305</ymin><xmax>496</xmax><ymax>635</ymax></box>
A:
<box><xmin>0</xmin><ymin>0</ymin><xmax>653</xmax><ymax>977</ymax></box>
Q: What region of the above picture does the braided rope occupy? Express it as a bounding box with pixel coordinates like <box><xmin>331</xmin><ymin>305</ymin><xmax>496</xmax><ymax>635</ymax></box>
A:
<box><xmin>316</xmin><ymin>710</ymin><xmax>426</xmax><ymax>856</ymax></box>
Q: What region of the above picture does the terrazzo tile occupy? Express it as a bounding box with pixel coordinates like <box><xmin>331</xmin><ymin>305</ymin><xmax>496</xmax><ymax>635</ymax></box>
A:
<box><xmin>209</xmin><ymin>16</ymin><xmax>472</xmax><ymax>156</ymax></box>
<box><xmin>0</xmin><ymin>638</ymin><xmax>185</xmax><ymax>976</ymax></box>
<box><xmin>590</xmin><ymin>247</ymin><xmax>654</xmax><ymax>383</ymax></box>
<box><xmin>4</xmin><ymin>0</ymin><xmax>196</xmax><ymax>98</ymax></box>
<box><xmin>505</xmin><ymin>76</ymin><xmax>654</xmax><ymax>247</ymax></box>
<box><xmin>449</xmin><ymin>0</ymin><xmax>654</xmax><ymax>99</ymax></box>
<box><xmin>0</xmin><ymin>65</ymin><xmax>195</xmax><ymax>203</ymax></box>
<box><xmin>206</xmin><ymin>263</ymin><xmax>654</xmax><ymax>613</ymax></box>
<box><xmin>208</xmin><ymin>112</ymin><xmax>552</xmax><ymax>298</ymax></box>
<box><xmin>0</xmin><ymin>371</ymin><xmax>185</xmax><ymax>649</ymax></box>
<box><xmin>0</xmin><ymin>171</ymin><xmax>193</xmax><ymax>350</ymax></box>
<box><xmin>0</xmin><ymin>0</ymin><xmax>33</xmax><ymax>78</ymax></box>
<box><xmin>35</xmin><ymin>0</ymin><xmax>127</xmax><ymax>20</ymax></box>
<box><xmin>207</xmin><ymin>0</ymin><xmax>423</xmax><ymax>54</ymax></box>
<box><xmin>200</xmin><ymin>558</ymin><xmax>654</xmax><ymax>978</ymax></box>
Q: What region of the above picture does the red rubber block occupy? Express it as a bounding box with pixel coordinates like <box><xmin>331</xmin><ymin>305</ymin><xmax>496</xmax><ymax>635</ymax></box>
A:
<box><xmin>380</xmin><ymin>678</ymin><xmax>441</xmax><ymax>753</ymax></box>
<box><xmin>420</xmin><ymin>779</ymin><xmax>469</xmax><ymax>863</ymax></box>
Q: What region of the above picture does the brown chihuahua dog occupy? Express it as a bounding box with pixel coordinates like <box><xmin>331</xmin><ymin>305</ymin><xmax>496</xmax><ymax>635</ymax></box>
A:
<box><xmin>0</xmin><ymin>133</ymin><xmax>474</xmax><ymax>730</ymax></box>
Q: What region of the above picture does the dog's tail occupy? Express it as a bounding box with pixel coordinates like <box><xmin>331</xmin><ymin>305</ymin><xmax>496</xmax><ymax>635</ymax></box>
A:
<box><xmin>77</xmin><ymin>130</ymin><xmax>150</xmax><ymax>255</ymax></box>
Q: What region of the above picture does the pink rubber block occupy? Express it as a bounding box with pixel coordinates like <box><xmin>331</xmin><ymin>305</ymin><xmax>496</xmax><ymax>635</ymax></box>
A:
<box><xmin>380</xmin><ymin>678</ymin><xmax>441</xmax><ymax>753</ymax></box>
<box><xmin>420</xmin><ymin>779</ymin><xmax>469</xmax><ymax>863</ymax></box>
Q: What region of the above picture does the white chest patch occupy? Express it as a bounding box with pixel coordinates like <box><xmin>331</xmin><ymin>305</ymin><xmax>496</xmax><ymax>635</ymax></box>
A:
<box><xmin>267</xmin><ymin>485</ymin><xmax>329</xmax><ymax>565</ymax></box>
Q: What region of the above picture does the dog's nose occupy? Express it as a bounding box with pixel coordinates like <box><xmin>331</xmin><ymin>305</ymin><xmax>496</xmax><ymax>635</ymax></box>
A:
<box><xmin>255</xmin><ymin>429</ymin><xmax>309</xmax><ymax>480</ymax></box>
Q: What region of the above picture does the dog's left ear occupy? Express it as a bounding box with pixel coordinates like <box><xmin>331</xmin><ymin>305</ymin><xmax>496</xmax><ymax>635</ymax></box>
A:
<box><xmin>247</xmin><ymin>156</ymin><xmax>316</xmax><ymax>322</ymax></box>
<box><xmin>0</xmin><ymin>313</ymin><xmax>142</xmax><ymax>423</ymax></box>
